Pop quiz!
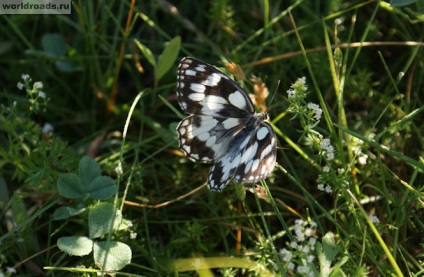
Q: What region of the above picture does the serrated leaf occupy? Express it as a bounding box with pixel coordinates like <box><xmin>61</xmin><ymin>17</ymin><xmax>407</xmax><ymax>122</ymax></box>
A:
<box><xmin>93</xmin><ymin>241</ymin><xmax>132</xmax><ymax>271</ymax></box>
<box><xmin>88</xmin><ymin>202</ymin><xmax>122</xmax><ymax>239</ymax></box>
<box><xmin>156</xmin><ymin>36</ymin><xmax>181</xmax><ymax>81</ymax></box>
<box><xmin>134</xmin><ymin>39</ymin><xmax>156</xmax><ymax>67</ymax></box>
<box><xmin>53</xmin><ymin>206</ymin><xmax>86</xmax><ymax>220</ymax></box>
<box><xmin>87</xmin><ymin>176</ymin><xmax>116</xmax><ymax>200</ymax></box>
<box><xmin>57</xmin><ymin>173</ymin><xmax>85</xmax><ymax>199</ymax></box>
<box><xmin>79</xmin><ymin>156</ymin><xmax>101</xmax><ymax>186</ymax></box>
<box><xmin>57</xmin><ymin>236</ymin><xmax>93</xmax><ymax>256</ymax></box>
<box><xmin>41</xmin><ymin>33</ymin><xmax>66</xmax><ymax>57</ymax></box>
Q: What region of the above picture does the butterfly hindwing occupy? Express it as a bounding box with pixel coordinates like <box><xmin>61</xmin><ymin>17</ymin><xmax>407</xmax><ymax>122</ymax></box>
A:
<box><xmin>207</xmin><ymin>118</ymin><xmax>276</xmax><ymax>191</ymax></box>
<box><xmin>234</xmin><ymin>123</ymin><xmax>276</xmax><ymax>183</ymax></box>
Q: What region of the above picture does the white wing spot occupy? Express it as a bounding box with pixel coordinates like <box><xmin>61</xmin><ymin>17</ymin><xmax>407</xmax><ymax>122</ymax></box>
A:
<box><xmin>206</xmin><ymin>136</ymin><xmax>216</xmax><ymax>147</ymax></box>
<box><xmin>239</xmin><ymin>135</ymin><xmax>251</xmax><ymax>150</ymax></box>
<box><xmin>256</xmin><ymin>126</ymin><xmax>269</xmax><ymax>140</ymax></box>
<box><xmin>198</xmin><ymin>132</ymin><xmax>210</xmax><ymax>141</ymax></box>
<box><xmin>195</xmin><ymin>65</ymin><xmax>206</xmax><ymax>72</ymax></box>
<box><xmin>222</xmin><ymin>118</ymin><xmax>240</xmax><ymax>130</ymax></box>
<box><xmin>190</xmin><ymin>83</ymin><xmax>206</xmax><ymax>93</ymax></box>
<box><xmin>203</xmin><ymin>95</ymin><xmax>226</xmax><ymax>112</ymax></box>
<box><xmin>244</xmin><ymin>160</ymin><xmax>253</xmax><ymax>174</ymax></box>
<box><xmin>185</xmin><ymin>69</ymin><xmax>196</xmax><ymax>76</ymax></box>
<box><xmin>179</xmin><ymin>102</ymin><xmax>187</xmax><ymax>111</ymax></box>
<box><xmin>251</xmin><ymin>159</ymin><xmax>260</xmax><ymax>173</ymax></box>
<box><xmin>188</xmin><ymin>92</ymin><xmax>205</xmax><ymax>101</ymax></box>
<box><xmin>201</xmin><ymin>73</ymin><xmax>221</xmax><ymax>87</ymax></box>
<box><xmin>228</xmin><ymin>91</ymin><xmax>247</xmax><ymax>110</ymax></box>
<box><xmin>191</xmin><ymin>153</ymin><xmax>199</xmax><ymax>160</ymax></box>
<box><xmin>240</xmin><ymin>142</ymin><xmax>258</xmax><ymax>164</ymax></box>
<box><xmin>260</xmin><ymin>144</ymin><xmax>274</xmax><ymax>160</ymax></box>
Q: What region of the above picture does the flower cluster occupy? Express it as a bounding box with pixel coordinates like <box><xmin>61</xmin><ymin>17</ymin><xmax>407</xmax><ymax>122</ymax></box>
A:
<box><xmin>16</xmin><ymin>74</ymin><xmax>49</xmax><ymax>113</ymax></box>
<box><xmin>320</xmin><ymin>138</ymin><xmax>335</xmax><ymax>161</ymax></box>
<box><xmin>279</xmin><ymin>219</ymin><xmax>318</xmax><ymax>276</ymax></box>
<box><xmin>286</xmin><ymin>78</ymin><xmax>341</xmax><ymax>194</ymax></box>
<box><xmin>307</xmin><ymin>103</ymin><xmax>322</xmax><ymax>121</ymax></box>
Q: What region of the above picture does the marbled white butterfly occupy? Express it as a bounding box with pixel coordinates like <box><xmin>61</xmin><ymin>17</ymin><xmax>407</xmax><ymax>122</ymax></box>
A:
<box><xmin>176</xmin><ymin>57</ymin><xmax>277</xmax><ymax>191</ymax></box>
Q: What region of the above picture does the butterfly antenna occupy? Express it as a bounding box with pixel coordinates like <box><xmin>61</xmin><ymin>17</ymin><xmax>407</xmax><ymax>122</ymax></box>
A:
<box><xmin>267</xmin><ymin>80</ymin><xmax>280</xmax><ymax>112</ymax></box>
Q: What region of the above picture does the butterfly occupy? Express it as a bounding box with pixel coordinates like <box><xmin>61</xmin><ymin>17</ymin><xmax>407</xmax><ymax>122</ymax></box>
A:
<box><xmin>176</xmin><ymin>57</ymin><xmax>277</xmax><ymax>192</ymax></box>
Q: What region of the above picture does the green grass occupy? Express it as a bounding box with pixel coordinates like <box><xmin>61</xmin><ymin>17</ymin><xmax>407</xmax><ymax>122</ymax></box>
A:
<box><xmin>1</xmin><ymin>0</ymin><xmax>424</xmax><ymax>276</ymax></box>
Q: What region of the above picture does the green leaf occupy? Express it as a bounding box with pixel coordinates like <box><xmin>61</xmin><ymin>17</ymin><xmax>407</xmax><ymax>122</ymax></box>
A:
<box><xmin>142</xmin><ymin>115</ymin><xmax>176</xmax><ymax>145</ymax></box>
<box><xmin>87</xmin><ymin>176</ymin><xmax>116</xmax><ymax>200</ymax></box>
<box><xmin>55</xmin><ymin>60</ymin><xmax>81</xmax><ymax>73</ymax></box>
<box><xmin>41</xmin><ymin>33</ymin><xmax>66</xmax><ymax>57</ymax></box>
<box><xmin>390</xmin><ymin>0</ymin><xmax>416</xmax><ymax>6</ymax></box>
<box><xmin>57</xmin><ymin>173</ymin><xmax>84</xmax><ymax>199</ymax></box>
<box><xmin>93</xmin><ymin>241</ymin><xmax>132</xmax><ymax>271</ymax></box>
<box><xmin>156</xmin><ymin>36</ymin><xmax>181</xmax><ymax>81</ymax></box>
<box><xmin>134</xmin><ymin>39</ymin><xmax>156</xmax><ymax>67</ymax></box>
<box><xmin>317</xmin><ymin>232</ymin><xmax>341</xmax><ymax>277</ymax></box>
<box><xmin>53</xmin><ymin>206</ymin><xmax>86</xmax><ymax>220</ymax></box>
<box><xmin>57</xmin><ymin>236</ymin><xmax>93</xmax><ymax>256</ymax></box>
<box><xmin>329</xmin><ymin>256</ymin><xmax>349</xmax><ymax>277</ymax></box>
<box><xmin>10</xmin><ymin>193</ymin><xmax>39</xmax><ymax>255</ymax></box>
<box><xmin>88</xmin><ymin>202</ymin><xmax>122</xmax><ymax>239</ymax></box>
<box><xmin>79</xmin><ymin>156</ymin><xmax>101</xmax><ymax>186</ymax></box>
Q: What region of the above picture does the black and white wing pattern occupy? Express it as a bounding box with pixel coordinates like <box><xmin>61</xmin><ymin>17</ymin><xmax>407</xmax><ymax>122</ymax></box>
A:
<box><xmin>176</xmin><ymin>57</ymin><xmax>277</xmax><ymax>192</ymax></box>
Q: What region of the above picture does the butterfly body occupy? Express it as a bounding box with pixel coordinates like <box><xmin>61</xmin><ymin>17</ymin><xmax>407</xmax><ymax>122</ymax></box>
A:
<box><xmin>176</xmin><ymin>57</ymin><xmax>277</xmax><ymax>191</ymax></box>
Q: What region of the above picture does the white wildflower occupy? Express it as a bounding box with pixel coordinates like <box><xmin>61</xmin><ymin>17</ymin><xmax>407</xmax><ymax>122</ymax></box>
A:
<box><xmin>34</xmin><ymin>81</ymin><xmax>43</xmax><ymax>89</ymax></box>
<box><xmin>369</xmin><ymin>214</ymin><xmax>380</xmax><ymax>223</ymax></box>
<box><xmin>358</xmin><ymin>154</ymin><xmax>368</xmax><ymax>165</ymax></box>
<box><xmin>297</xmin><ymin>76</ymin><xmax>307</xmax><ymax>90</ymax></box>
<box><xmin>115</xmin><ymin>161</ymin><xmax>123</xmax><ymax>175</ymax></box>
<box><xmin>42</xmin><ymin>123</ymin><xmax>54</xmax><ymax>134</ymax></box>
<box><xmin>6</xmin><ymin>267</ymin><xmax>17</xmax><ymax>274</ymax></box>
<box><xmin>37</xmin><ymin>91</ymin><xmax>46</xmax><ymax>98</ymax></box>
<box><xmin>288</xmin><ymin>262</ymin><xmax>295</xmax><ymax>270</ymax></box>
<box><xmin>287</xmin><ymin>88</ymin><xmax>296</xmax><ymax>98</ymax></box>
<box><xmin>307</xmin><ymin>102</ymin><xmax>322</xmax><ymax>120</ymax></box>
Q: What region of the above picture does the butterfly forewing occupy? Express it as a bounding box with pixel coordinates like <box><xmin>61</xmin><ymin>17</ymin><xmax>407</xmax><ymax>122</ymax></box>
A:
<box><xmin>176</xmin><ymin>57</ymin><xmax>277</xmax><ymax>191</ymax></box>
<box><xmin>177</xmin><ymin>115</ymin><xmax>247</xmax><ymax>163</ymax></box>
<box><xmin>177</xmin><ymin>57</ymin><xmax>255</xmax><ymax>117</ymax></box>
